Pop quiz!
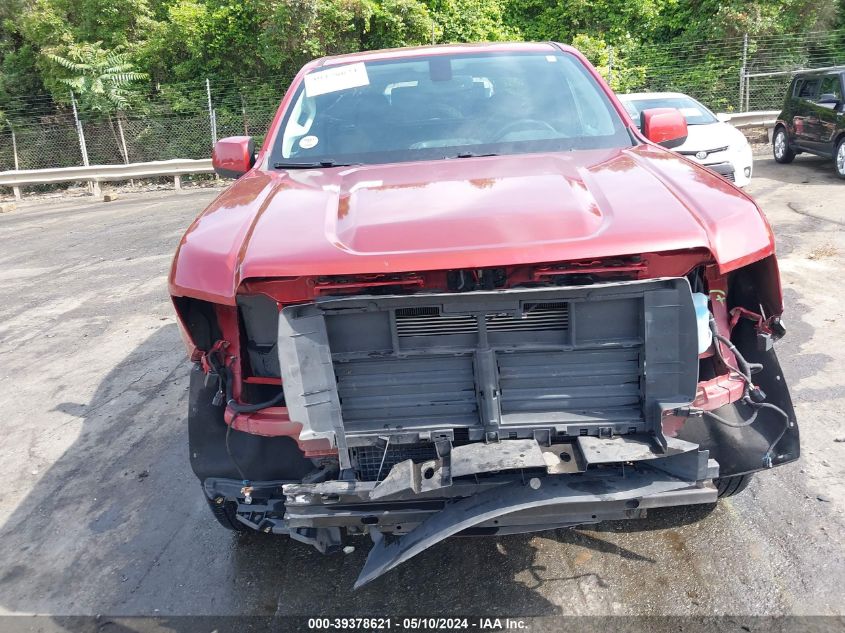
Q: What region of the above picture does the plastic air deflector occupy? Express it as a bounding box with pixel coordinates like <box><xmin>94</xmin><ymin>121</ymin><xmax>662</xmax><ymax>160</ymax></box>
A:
<box><xmin>278</xmin><ymin>278</ymin><xmax>699</xmax><ymax>450</ymax></box>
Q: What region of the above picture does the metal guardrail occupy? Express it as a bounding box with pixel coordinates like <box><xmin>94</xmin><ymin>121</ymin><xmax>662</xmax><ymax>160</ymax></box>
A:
<box><xmin>718</xmin><ymin>110</ymin><xmax>780</xmax><ymax>129</ymax></box>
<box><xmin>718</xmin><ymin>110</ymin><xmax>781</xmax><ymax>143</ymax></box>
<box><xmin>0</xmin><ymin>158</ymin><xmax>214</xmax><ymax>199</ymax></box>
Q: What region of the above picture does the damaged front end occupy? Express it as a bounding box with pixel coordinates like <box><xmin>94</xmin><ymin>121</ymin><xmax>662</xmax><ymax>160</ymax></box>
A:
<box><xmin>185</xmin><ymin>268</ymin><xmax>798</xmax><ymax>588</ymax></box>
<box><xmin>187</xmin><ymin>273</ymin><xmax>798</xmax><ymax>587</ymax></box>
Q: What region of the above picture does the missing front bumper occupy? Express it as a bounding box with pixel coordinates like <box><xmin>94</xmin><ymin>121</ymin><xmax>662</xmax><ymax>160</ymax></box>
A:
<box><xmin>204</xmin><ymin>468</ymin><xmax>717</xmax><ymax>588</ymax></box>
<box><xmin>353</xmin><ymin>469</ymin><xmax>716</xmax><ymax>588</ymax></box>
<box><xmin>203</xmin><ymin>434</ymin><xmax>718</xmax><ymax>587</ymax></box>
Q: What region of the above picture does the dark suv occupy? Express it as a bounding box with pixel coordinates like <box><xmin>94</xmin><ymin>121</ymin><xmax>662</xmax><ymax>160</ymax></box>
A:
<box><xmin>773</xmin><ymin>67</ymin><xmax>845</xmax><ymax>178</ymax></box>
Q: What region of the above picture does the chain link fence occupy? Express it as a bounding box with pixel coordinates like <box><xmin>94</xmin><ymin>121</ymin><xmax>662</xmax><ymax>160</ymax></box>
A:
<box><xmin>623</xmin><ymin>38</ymin><xmax>748</xmax><ymax>113</ymax></box>
<box><xmin>1</xmin><ymin>29</ymin><xmax>844</xmax><ymax>175</ymax></box>
<box><xmin>742</xmin><ymin>30</ymin><xmax>845</xmax><ymax>110</ymax></box>
<box><xmin>0</xmin><ymin>77</ymin><xmax>283</xmax><ymax>173</ymax></box>
<box><xmin>614</xmin><ymin>29</ymin><xmax>845</xmax><ymax>113</ymax></box>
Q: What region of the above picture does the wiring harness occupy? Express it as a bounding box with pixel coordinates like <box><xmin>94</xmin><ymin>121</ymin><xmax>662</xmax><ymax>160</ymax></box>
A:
<box><xmin>203</xmin><ymin>341</ymin><xmax>286</xmax><ymax>482</ymax></box>
<box><xmin>679</xmin><ymin>316</ymin><xmax>792</xmax><ymax>468</ymax></box>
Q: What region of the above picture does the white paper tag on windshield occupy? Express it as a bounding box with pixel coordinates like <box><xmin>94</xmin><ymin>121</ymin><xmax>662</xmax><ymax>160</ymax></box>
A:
<box><xmin>304</xmin><ymin>62</ymin><xmax>370</xmax><ymax>97</ymax></box>
<box><xmin>679</xmin><ymin>107</ymin><xmax>704</xmax><ymax>117</ymax></box>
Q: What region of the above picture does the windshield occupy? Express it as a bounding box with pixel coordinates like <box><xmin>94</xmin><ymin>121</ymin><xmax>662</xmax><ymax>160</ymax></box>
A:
<box><xmin>621</xmin><ymin>95</ymin><xmax>718</xmax><ymax>127</ymax></box>
<box><xmin>272</xmin><ymin>51</ymin><xmax>631</xmax><ymax>167</ymax></box>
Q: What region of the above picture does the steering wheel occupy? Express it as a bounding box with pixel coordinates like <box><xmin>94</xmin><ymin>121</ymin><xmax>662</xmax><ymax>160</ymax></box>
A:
<box><xmin>493</xmin><ymin>118</ymin><xmax>557</xmax><ymax>141</ymax></box>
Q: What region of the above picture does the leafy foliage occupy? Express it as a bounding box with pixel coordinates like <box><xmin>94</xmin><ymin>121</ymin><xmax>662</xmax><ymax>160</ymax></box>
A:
<box><xmin>425</xmin><ymin>0</ymin><xmax>517</xmax><ymax>43</ymax></box>
<box><xmin>45</xmin><ymin>42</ymin><xmax>148</xmax><ymax>111</ymax></box>
<box><xmin>0</xmin><ymin>0</ymin><xmax>841</xmax><ymax>121</ymax></box>
<box><xmin>570</xmin><ymin>34</ymin><xmax>646</xmax><ymax>93</ymax></box>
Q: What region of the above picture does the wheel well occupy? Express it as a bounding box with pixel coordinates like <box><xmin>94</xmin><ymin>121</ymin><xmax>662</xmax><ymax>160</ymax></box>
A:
<box><xmin>727</xmin><ymin>255</ymin><xmax>783</xmax><ymax>319</ymax></box>
<box><xmin>173</xmin><ymin>296</ymin><xmax>221</xmax><ymax>352</ymax></box>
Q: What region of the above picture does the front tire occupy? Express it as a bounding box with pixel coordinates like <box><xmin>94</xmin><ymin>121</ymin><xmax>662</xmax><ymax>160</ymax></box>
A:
<box><xmin>773</xmin><ymin>127</ymin><xmax>795</xmax><ymax>164</ymax></box>
<box><xmin>715</xmin><ymin>474</ymin><xmax>753</xmax><ymax>498</ymax></box>
<box><xmin>835</xmin><ymin>137</ymin><xmax>845</xmax><ymax>179</ymax></box>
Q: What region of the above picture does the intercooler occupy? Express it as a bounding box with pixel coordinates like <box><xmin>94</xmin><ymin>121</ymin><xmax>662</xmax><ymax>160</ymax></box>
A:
<box><xmin>278</xmin><ymin>279</ymin><xmax>699</xmax><ymax>472</ymax></box>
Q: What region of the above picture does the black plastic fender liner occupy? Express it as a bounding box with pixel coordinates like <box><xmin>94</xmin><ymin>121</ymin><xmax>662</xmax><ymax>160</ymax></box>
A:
<box><xmin>354</xmin><ymin>470</ymin><xmax>702</xmax><ymax>588</ymax></box>
<box><xmin>676</xmin><ymin>319</ymin><xmax>799</xmax><ymax>477</ymax></box>
<box><xmin>187</xmin><ymin>364</ymin><xmax>314</xmax><ymax>483</ymax></box>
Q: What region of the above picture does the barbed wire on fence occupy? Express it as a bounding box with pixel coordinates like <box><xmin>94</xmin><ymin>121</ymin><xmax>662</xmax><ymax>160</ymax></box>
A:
<box><xmin>1</xmin><ymin>29</ymin><xmax>844</xmax><ymax>174</ymax></box>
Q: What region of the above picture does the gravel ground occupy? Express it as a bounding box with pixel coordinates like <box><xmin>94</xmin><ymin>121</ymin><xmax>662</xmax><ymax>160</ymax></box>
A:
<box><xmin>0</xmin><ymin>154</ymin><xmax>843</xmax><ymax>621</ymax></box>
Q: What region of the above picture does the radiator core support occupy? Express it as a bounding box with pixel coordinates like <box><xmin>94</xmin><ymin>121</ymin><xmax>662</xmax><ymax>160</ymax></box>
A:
<box><xmin>277</xmin><ymin>278</ymin><xmax>700</xmax><ymax>467</ymax></box>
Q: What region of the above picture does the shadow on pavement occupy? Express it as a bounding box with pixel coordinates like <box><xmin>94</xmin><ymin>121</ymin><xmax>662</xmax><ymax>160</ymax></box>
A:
<box><xmin>588</xmin><ymin>502</ymin><xmax>717</xmax><ymax>535</ymax></box>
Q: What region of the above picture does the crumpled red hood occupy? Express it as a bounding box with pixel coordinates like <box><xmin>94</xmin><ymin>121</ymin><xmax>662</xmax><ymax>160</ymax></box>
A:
<box><xmin>170</xmin><ymin>144</ymin><xmax>774</xmax><ymax>304</ymax></box>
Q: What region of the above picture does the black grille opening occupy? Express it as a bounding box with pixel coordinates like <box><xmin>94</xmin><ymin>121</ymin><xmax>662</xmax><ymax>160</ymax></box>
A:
<box><xmin>395</xmin><ymin>309</ymin><xmax>477</xmax><ymax>336</ymax></box>
<box><xmin>394</xmin><ymin>303</ymin><xmax>569</xmax><ymax>337</ymax></box>
<box><xmin>453</xmin><ymin>428</ymin><xmax>470</xmax><ymax>443</ymax></box>
<box><xmin>351</xmin><ymin>443</ymin><xmax>438</xmax><ymax>481</ymax></box>
<box><xmin>525</xmin><ymin>301</ymin><xmax>567</xmax><ymax>311</ymax></box>
<box><xmin>395</xmin><ymin>306</ymin><xmax>439</xmax><ymax>317</ymax></box>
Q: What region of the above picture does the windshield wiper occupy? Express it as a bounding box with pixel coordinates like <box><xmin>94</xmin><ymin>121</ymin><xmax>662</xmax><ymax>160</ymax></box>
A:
<box><xmin>273</xmin><ymin>160</ymin><xmax>355</xmax><ymax>169</ymax></box>
<box><xmin>449</xmin><ymin>152</ymin><xmax>500</xmax><ymax>159</ymax></box>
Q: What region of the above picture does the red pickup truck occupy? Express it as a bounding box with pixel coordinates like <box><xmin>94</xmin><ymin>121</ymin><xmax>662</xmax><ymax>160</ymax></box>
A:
<box><xmin>170</xmin><ymin>42</ymin><xmax>798</xmax><ymax>587</ymax></box>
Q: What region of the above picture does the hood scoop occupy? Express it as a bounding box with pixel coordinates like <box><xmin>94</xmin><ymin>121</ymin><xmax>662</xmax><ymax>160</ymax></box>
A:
<box><xmin>325</xmin><ymin>157</ymin><xmax>609</xmax><ymax>255</ymax></box>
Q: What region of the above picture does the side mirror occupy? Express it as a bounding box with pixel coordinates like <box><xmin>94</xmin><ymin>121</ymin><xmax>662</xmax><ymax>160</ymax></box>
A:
<box><xmin>641</xmin><ymin>108</ymin><xmax>688</xmax><ymax>149</ymax></box>
<box><xmin>715</xmin><ymin>112</ymin><xmax>731</xmax><ymax>123</ymax></box>
<box><xmin>817</xmin><ymin>93</ymin><xmax>840</xmax><ymax>107</ymax></box>
<box><xmin>212</xmin><ymin>136</ymin><xmax>256</xmax><ymax>178</ymax></box>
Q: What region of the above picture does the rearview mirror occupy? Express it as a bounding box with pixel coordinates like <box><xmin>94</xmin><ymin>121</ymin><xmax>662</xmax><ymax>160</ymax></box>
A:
<box><xmin>641</xmin><ymin>108</ymin><xmax>688</xmax><ymax>149</ymax></box>
<box><xmin>212</xmin><ymin>136</ymin><xmax>256</xmax><ymax>178</ymax></box>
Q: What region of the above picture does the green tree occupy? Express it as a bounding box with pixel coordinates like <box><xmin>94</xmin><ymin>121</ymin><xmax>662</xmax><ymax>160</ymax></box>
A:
<box><xmin>504</xmin><ymin>0</ymin><xmax>665</xmax><ymax>44</ymax></box>
<box><xmin>425</xmin><ymin>0</ymin><xmax>517</xmax><ymax>43</ymax></box>
<box><xmin>570</xmin><ymin>34</ymin><xmax>646</xmax><ymax>93</ymax></box>
<box><xmin>0</xmin><ymin>31</ymin><xmax>51</xmax><ymax>118</ymax></box>
<box><xmin>17</xmin><ymin>0</ymin><xmax>155</xmax><ymax>48</ymax></box>
<box><xmin>259</xmin><ymin>0</ymin><xmax>434</xmax><ymax>78</ymax></box>
<box><xmin>1</xmin><ymin>0</ymin><xmax>843</xmax><ymax>128</ymax></box>
<box><xmin>45</xmin><ymin>42</ymin><xmax>148</xmax><ymax>111</ymax></box>
<box><xmin>139</xmin><ymin>0</ymin><xmax>270</xmax><ymax>84</ymax></box>
<box><xmin>259</xmin><ymin>0</ymin><xmax>367</xmax><ymax>75</ymax></box>
<box><xmin>658</xmin><ymin>0</ymin><xmax>836</xmax><ymax>40</ymax></box>
<box><xmin>363</xmin><ymin>0</ymin><xmax>434</xmax><ymax>50</ymax></box>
